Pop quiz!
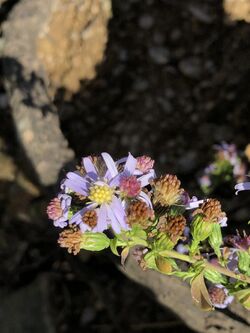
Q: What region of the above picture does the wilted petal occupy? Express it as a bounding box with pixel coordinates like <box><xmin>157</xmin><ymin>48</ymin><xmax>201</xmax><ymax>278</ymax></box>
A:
<box><xmin>138</xmin><ymin>169</ymin><xmax>155</xmax><ymax>187</ymax></box>
<box><xmin>139</xmin><ymin>191</ymin><xmax>153</xmax><ymax>208</ymax></box>
<box><xmin>235</xmin><ymin>182</ymin><xmax>250</xmax><ymax>195</ymax></box>
<box><xmin>185</xmin><ymin>196</ymin><xmax>204</xmax><ymax>210</ymax></box>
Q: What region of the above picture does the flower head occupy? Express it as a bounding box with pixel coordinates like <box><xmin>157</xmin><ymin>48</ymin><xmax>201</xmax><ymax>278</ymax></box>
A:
<box><xmin>136</xmin><ymin>156</ymin><xmax>154</xmax><ymax>173</ymax></box>
<box><xmin>224</xmin><ymin>232</ymin><xmax>250</xmax><ymax>251</ymax></box>
<box><xmin>193</xmin><ymin>199</ymin><xmax>227</xmax><ymax>226</ymax></box>
<box><xmin>61</xmin><ymin>152</ymin><xmax>155</xmax><ymax>234</ymax></box>
<box><xmin>58</xmin><ymin>229</ymin><xmax>82</xmax><ymax>255</ymax></box>
<box><xmin>158</xmin><ymin>215</ymin><xmax>186</xmax><ymax>242</ymax></box>
<box><xmin>235</xmin><ymin>181</ymin><xmax>250</xmax><ymax>195</ymax></box>
<box><xmin>208</xmin><ymin>284</ymin><xmax>234</xmax><ymax>309</ymax></box>
<box><xmin>47</xmin><ymin>194</ymin><xmax>72</xmax><ymax>228</ymax></box>
<box><xmin>120</xmin><ymin>176</ymin><xmax>141</xmax><ymax>198</ymax></box>
<box><xmin>127</xmin><ymin>200</ymin><xmax>154</xmax><ymax>228</ymax></box>
<box><xmin>152</xmin><ymin>174</ymin><xmax>184</xmax><ymax>206</ymax></box>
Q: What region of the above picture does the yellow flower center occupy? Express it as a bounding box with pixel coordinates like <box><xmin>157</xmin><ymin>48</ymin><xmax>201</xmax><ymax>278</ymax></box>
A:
<box><xmin>89</xmin><ymin>185</ymin><xmax>114</xmax><ymax>204</ymax></box>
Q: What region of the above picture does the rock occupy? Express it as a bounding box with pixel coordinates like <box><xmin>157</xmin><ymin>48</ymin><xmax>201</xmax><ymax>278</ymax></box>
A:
<box><xmin>0</xmin><ymin>275</ymin><xmax>55</xmax><ymax>333</ymax></box>
<box><xmin>179</xmin><ymin>57</ymin><xmax>203</xmax><ymax>79</ymax></box>
<box><xmin>224</xmin><ymin>0</ymin><xmax>250</xmax><ymax>23</ymax></box>
<box><xmin>188</xmin><ymin>4</ymin><xmax>214</xmax><ymax>24</ymax></box>
<box><xmin>37</xmin><ymin>0</ymin><xmax>112</xmax><ymax>94</ymax></box>
<box><xmin>124</xmin><ymin>256</ymin><xmax>250</xmax><ymax>333</ymax></box>
<box><xmin>148</xmin><ymin>46</ymin><xmax>169</xmax><ymax>65</ymax></box>
<box><xmin>0</xmin><ymin>151</ymin><xmax>16</xmax><ymax>182</ymax></box>
<box><xmin>138</xmin><ymin>14</ymin><xmax>154</xmax><ymax>29</ymax></box>
<box><xmin>2</xmin><ymin>0</ymin><xmax>75</xmax><ymax>186</ymax></box>
<box><xmin>0</xmin><ymin>93</ymin><xmax>8</xmax><ymax>109</ymax></box>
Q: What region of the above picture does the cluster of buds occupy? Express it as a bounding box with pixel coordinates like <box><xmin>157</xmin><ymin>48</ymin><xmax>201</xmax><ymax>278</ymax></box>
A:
<box><xmin>199</xmin><ymin>142</ymin><xmax>247</xmax><ymax>194</ymax></box>
<box><xmin>47</xmin><ymin>152</ymin><xmax>250</xmax><ymax>312</ymax></box>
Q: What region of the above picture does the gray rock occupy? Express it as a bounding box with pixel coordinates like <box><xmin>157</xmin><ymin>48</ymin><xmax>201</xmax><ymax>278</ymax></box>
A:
<box><xmin>148</xmin><ymin>46</ymin><xmax>169</xmax><ymax>65</ymax></box>
<box><xmin>2</xmin><ymin>0</ymin><xmax>74</xmax><ymax>186</ymax></box>
<box><xmin>138</xmin><ymin>14</ymin><xmax>154</xmax><ymax>29</ymax></box>
<box><xmin>0</xmin><ymin>275</ymin><xmax>55</xmax><ymax>333</ymax></box>
<box><xmin>179</xmin><ymin>57</ymin><xmax>203</xmax><ymax>79</ymax></box>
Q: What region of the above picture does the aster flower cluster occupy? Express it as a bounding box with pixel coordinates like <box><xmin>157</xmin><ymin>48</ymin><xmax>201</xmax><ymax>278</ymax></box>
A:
<box><xmin>199</xmin><ymin>142</ymin><xmax>247</xmax><ymax>194</ymax></box>
<box><xmin>47</xmin><ymin>152</ymin><xmax>250</xmax><ymax>312</ymax></box>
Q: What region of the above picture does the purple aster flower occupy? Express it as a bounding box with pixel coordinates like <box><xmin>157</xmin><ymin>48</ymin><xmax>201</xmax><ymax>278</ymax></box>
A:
<box><xmin>47</xmin><ymin>194</ymin><xmax>72</xmax><ymax>228</ymax></box>
<box><xmin>208</xmin><ymin>284</ymin><xmax>234</xmax><ymax>309</ymax></box>
<box><xmin>235</xmin><ymin>181</ymin><xmax>250</xmax><ymax>195</ymax></box>
<box><xmin>62</xmin><ymin>152</ymin><xmax>154</xmax><ymax>234</ymax></box>
<box><xmin>224</xmin><ymin>233</ymin><xmax>250</xmax><ymax>251</ymax></box>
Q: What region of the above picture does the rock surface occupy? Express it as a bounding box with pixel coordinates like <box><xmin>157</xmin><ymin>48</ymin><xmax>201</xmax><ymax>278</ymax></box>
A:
<box><xmin>0</xmin><ymin>275</ymin><xmax>55</xmax><ymax>333</ymax></box>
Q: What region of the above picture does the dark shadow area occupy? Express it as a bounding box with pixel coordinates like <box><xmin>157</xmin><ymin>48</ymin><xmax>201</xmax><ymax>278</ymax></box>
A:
<box><xmin>55</xmin><ymin>0</ymin><xmax>250</xmax><ymax>181</ymax></box>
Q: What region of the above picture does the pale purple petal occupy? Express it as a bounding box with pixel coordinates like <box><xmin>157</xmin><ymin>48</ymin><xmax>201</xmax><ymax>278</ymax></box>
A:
<box><xmin>63</xmin><ymin>172</ymin><xmax>89</xmax><ymax>195</ymax></box>
<box><xmin>185</xmin><ymin>196</ymin><xmax>204</xmax><ymax>210</ymax></box>
<box><xmin>102</xmin><ymin>152</ymin><xmax>118</xmax><ymax>179</ymax></box>
<box><xmin>109</xmin><ymin>173</ymin><xmax>122</xmax><ymax>187</ymax></box>
<box><xmin>106</xmin><ymin>204</ymin><xmax>121</xmax><ymax>234</ymax></box>
<box><xmin>124</xmin><ymin>152</ymin><xmax>137</xmax><ymax>175</ymax></box>
<box><xmin>82</xmin><ymin>157</ymin><xmax>97</xmax><ymax>175</ymax></box>
<box><xmin>110</xmin><ymin>197</ymin><xmax>129</xmax><ymax>230</ymax></box>
<box><xmin>79</xmin><ymin>222</ymin><xmax>91</xmax><ymax>232</ymax></box>
<box><xmin>138</xmin><ymin>169</ymin><xmax>155</xmax><ymax>187</ymax></box>
<box><xmin>69</xmin><ymin>203</ymin><xmax>97</xmax><ymax>225</ymax></box>
<box><xmin>235</xmin><ymin>182</ymin><xmax>250</xmax><ymax>195</ymax></box>
<box><xmin>219</xmin><ymin>217</ymin><xmax>228</xmax><ymax>227</ymax></box>
<box><xmin>92</xmin><ymin>205</ymin><xmax>108</xmax><ymax>232</ymax></box>
<box><xmin>139</xmin><ymin>191</ymin><xmax>153</xmax><ymax>208</ymax></box>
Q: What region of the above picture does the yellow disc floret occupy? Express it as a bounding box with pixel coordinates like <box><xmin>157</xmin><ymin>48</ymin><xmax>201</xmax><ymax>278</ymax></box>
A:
<box><xmin>89</xmin><ymin>185</ymin><xmax>114</xmax><ymax>205</ymax></box>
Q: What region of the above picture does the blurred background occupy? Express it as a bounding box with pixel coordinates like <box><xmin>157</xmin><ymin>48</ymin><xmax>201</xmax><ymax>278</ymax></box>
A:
<box><xmin>0</xmin><ymin>0</ymin><xmax>250</xmax><ymax>332</ymax></box>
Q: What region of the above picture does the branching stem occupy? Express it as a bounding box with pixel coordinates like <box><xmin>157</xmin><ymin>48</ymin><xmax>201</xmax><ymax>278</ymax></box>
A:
<box><xmin>161</xmin><ymin>249</ymin><xmax>250</xmax><ymax>284</ymax></box>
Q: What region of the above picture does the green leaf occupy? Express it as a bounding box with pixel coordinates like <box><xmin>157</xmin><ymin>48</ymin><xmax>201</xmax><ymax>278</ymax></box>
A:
<box><xmin>190</xmin><ymin>272</ymin><xmax>214</xmax><ymax>311</ymax></box>
<box><xmin>144</xmin><ymin>251</ymin><xmax>157</xmax><ymax>270</ymax></box>
<box><xmin>204</xmin><ymin>269</ymin><xmax>227</xmax><ymax>284</ymax></box>
<box><xmin>231</xmin><ymin>288</ymin><xmax>250</xmax><ymax>310</ymax></box>
<box><xmin>110</xmin><ymin>238</ymin><xmax>120</xmax><ymax>256</ymax></box>
<box><xmin>237</xmin><ymin>251</ymin><xmax>250</xmax><ymax>276</ymax></box>
<box><xmin>172</xmin><ymin>270</ymin><xmax>196</xmax><ymax>281</ymax></box>
<box><xmin>209</xmin><ymin>223</ymin><xmax>222</xmax><ymax>258</ymax></box>
<box><xmin>154</xmin><ymin>234</ymin><xmax>174</xmax><ymax>252</ymax></box>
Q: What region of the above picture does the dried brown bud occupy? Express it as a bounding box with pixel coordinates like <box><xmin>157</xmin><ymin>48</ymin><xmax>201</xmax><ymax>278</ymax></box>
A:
<box><xmin>152</xmin><ymin>174</ymin><xmax>184</xmax><ymax>206</ymax></box>
<box><xmin>193</xmin><ymin>199</ymin><xmax>226</xmax><ymax>224</ymax></box>
<box><xmin>82</xmin><ymin>210</ymin><xmax>98</xmax><ymax>228</ymax></box>
<box><xmin>209</xmin><ymin>286</ymin><xmax>227</xmax><ymax>305</ymax></box>
<box><xmin>127</xmin><ymin>201</ymin><xmax>154</xmax><ymax>228</ymax></box>
<box><xmin>58</xmin><ymin>229</ymin><xmax>82</xmax><ymax>255</ymax></box>
<box><xmin>158</xmin><ymin>215</ymin><xmax>186</xmax><ymax>242</ymax></box>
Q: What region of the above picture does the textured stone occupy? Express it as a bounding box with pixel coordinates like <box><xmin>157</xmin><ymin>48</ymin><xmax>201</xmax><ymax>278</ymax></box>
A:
<box><xmin>2</xmin><ymin>0</ymin><xmax>75</xmax><ymax>185</ymax></box>
<box><xmin>224</xmin><ymin>0</ymin><xmax>250</xmax><ymax>23</ymax></box>
<box><xmin>0</xmin><ymin>275</ymin><xmax>55</xmax><ymax>333</ymax></box>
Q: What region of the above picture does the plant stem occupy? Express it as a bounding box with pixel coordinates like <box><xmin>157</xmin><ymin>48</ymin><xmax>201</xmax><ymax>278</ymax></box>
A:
<box><xmin>161</xmin><ymin>249</ymin><xmax>250</xmax><ymax>284</ymax></box>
